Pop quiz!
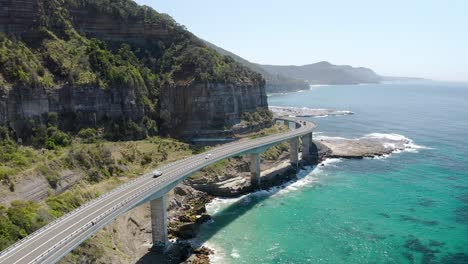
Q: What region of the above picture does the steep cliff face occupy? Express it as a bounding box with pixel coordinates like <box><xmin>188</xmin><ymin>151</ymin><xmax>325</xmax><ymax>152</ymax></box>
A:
<box><xmin>0</xmin><ymin>90</ymin><xmax>7</xmax><ymax>125</ymax></box>
<box><xmin>68</xmin><ymin>7</ymin><xmax>170</xmax><ymax>45</ymax></box>
<box><xmin>1</xmin><ymin>85</ymin><xmax>143</xmax><ymax>135</ymax></box>
<box><xmin>160</xmin><ymin>81</ymin><xmax>267</xmax><ymax>137</ymax></box>
<box><xmin>0</xmin><ymin>0</ymin><xmax>269</xmax><ymax>139</ymax></box>
<box><xmin>0</xmin><ymin>0</ymin><xmax>37</xmax><ymax>36</ymax></box>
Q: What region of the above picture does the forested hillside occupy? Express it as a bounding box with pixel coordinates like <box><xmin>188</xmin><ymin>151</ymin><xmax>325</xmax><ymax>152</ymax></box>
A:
<box><xmin>0</xmin><ymin>0</ymin><xmax>269</xmax><ymax>142</ymax></box>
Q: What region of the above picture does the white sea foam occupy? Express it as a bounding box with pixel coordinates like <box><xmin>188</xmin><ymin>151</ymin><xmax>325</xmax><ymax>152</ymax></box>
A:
<box><xmin>314</xmin><ymin>135</ymin><xmax>348</xmax><ymax>140</ymax></box>
<box><xmin>206</xmin><ymin>159</ymin><xmax>343</xmax><ymax>215</ymax></box>
<box><xmin>319</xmin><ymin>132</ymin><xmax>430</xmax><ymax>157</ymax></box>
<box><xmin>270</xmin><ymin>105</ymin><xmax>354</xmax><ymax>117</ymax></box>
<box><xmin>206</xmin><ymin>196</ymin><xmax>246</xmax><ymax>215</ymax></box>
<box><xmin>363</xmin><ymin>133</ymin><xmax>431</xmax><ymax>153</ymax></box>
<box><xmin>364</xmin><ymin>133</ymin><xmax>410</xmax><ymax>141</ymax></box>
<box><xmin>202</xmin><ymin>159</ymin><xmax>343</xmax><ymax>262</ymax></box>
<box><xmin>230</xmin><ymin>248</ymin><xmax>241</xmax><ymax>259</ymax></box>
<box><xmin>383</xmin><ymin>142</ymin><xmax>396</xmax><ymax>148</ymax></box>
<box><xmin>361</xmin><ymin>133</ymin><xmax>431</xmax><ymax>160</ymax></box>
<box><xmin>366</xmin><ymin>154</ymin><xmax>391</xmax><ymax>160</ymax></box>
<box><xmin>202</xmin><ymin>133</ymin><xmax>428</xmax><ymax>259</ymax></box>
<box><xmin>205</xmin><ymin>241</ymin><xmax>227</xmax><ymax>264</ymax></box>
<box><xmin>267</xmin><ymin>243</ymin><xmax>280</xmax><ymax>252</ymax></box>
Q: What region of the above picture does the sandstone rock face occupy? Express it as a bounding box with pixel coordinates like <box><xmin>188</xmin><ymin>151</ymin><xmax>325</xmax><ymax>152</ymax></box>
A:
<box><xmin>0</xmin><ymin>81</ymin><xmax>267</xmax><ymax>137</ymax></box>
<box><xmin>0</xmin><ymin>91</ymin><xmax>8</xmax><ymax>125</ymax></box>
<box><xmin>68</xmin><ymin>7</ymin><xmax>170</xmax><ymax>45</ymax></box>
<box><xmin>0</xmin><ymin>0</ymin><xmax>269</xmax><ymax>138</ymax></box>
<box><xmin>1</xmin><ymin>85</ymin><xmax>143</xmax><ymax>133</ymax></box>
<box><xmin>160</xmin><ymin>82</ymin><xmax>268</xmax><ymax>137</ymax></box>
<box><xmin>0</xmin><ymin>0</ymin><xmax>37</xmax><ymax>37</ymax></box>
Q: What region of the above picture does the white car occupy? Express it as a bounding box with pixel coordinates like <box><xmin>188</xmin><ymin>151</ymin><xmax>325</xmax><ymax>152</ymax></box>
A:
<box><xmin>205</xmin><ymin>153</ymin><xmax>213</xmax><ymax>159</ymax></box>
<box><xmin>153</xmin><ymin>170</ymin><xmax>163</xmax><ymax>178</ymax></box>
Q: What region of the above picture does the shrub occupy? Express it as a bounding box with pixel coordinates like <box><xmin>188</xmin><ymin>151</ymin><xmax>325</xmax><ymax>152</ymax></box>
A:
<box><xmin>6</xmin><ymin>201</ymin><xmax>49</xmax><ymax>236</ymax></box>
<box><xmin>0</xmin><ymin>126</ymin><xmax>12</xmax><ymax>141</ymax></box>
<box><xmin>46</xmin><ymin>188</ymin><xmax>98</xmax><ymax>217</ymax></box>
<box><xmin>142</xmin><ymin>116</ymin><xmax>158</xmax><ymax>136</ymax></box>
<box><xmin>104</xmin><ymin>119</ymin><xmax>146</xmax><ymax>141</ymax></box>
<box><xmin>140</xmin><ymin>152</ymin><xmax>153</xmax><ymax>165</ymax></box>
<box><xmin>241</xmin><ymin>108</ymin><xmax>273</xmax><ymax>127</ymax></box>
<box><xmin>0</xmin><ymin>213</ymin><xmax>21</xmax><ymax>250</ymax></box>
<box><xmin>47</xmin><ymin>112</ymin><xmax>59</xmax><ymax>127</ymax></box>
<box><xmin>32</xmin><ymin>124</ymin><xmax>71</xmax><ymax>149</ymax></box>
<box><xmin>31</xmin><ymin>125</ymin><xmax>48</xmax><ymax>148</ymax></box>
<box><xmin>77</xmin><ymin>128</ymin><xmax>98</xmax><ymax>143</ymax></box>
<box><xmin>0</xmin><ymin>34</ymin><xmax>55</xmax><ymax>87</ymax></box>
<box><xmin>67</xmin><ymin>145</ymin><xmax>116</xmax><ymax>183</ymax></box>
<box><xmin>47</xmin><ymin>127</ymin><xmax>71</xmax><ymax>148</ymax></box>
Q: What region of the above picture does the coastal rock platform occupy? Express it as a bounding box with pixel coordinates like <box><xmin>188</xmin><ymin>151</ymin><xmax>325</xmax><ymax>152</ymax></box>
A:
<box><xmin>270</xmin><ymin>106</ymin><xmax>354</xmax><ymax>117</ymax></box>
<box><xmin>317</xmin><ymin>133</ymin><xmax>417</xmax><ymax>158</ymax></box>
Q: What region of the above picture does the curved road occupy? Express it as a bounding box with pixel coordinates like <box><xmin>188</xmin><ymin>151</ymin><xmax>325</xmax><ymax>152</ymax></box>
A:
<box><xmin>0</xmin><ymin>118</ymin><xmax>315</xmax><ymax>264</ymax></box>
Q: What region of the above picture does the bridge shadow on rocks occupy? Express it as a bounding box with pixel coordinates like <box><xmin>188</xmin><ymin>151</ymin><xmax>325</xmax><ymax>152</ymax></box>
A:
<box><xmin>137</xmin><ymin>166</ymin><xmax>317</xmax><ymax>264</ymax></box>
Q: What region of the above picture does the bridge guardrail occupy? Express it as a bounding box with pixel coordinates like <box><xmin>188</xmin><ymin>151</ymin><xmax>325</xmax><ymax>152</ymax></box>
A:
<box><xmin>2</xmin><ymin>117</ymin><xmax>313</xmax><ymax>263</ymax></box>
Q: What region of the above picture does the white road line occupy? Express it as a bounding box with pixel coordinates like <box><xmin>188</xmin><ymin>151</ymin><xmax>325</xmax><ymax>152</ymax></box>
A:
<box><xmin>1</xmin><ymin>118</ymin><xmax>314</xmax><ymax>264</ymax></box>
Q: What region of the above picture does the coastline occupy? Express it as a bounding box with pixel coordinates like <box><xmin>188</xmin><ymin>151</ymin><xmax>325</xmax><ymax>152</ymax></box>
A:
<box><xmin>180</xmin><ymin>133</ymin><xmax>423</xmax><ymax>263</ymax></box>
<box><xmin>205</xmin><ymin>82</ymin><xmax>467</xmax><ymax>264</ymax></box>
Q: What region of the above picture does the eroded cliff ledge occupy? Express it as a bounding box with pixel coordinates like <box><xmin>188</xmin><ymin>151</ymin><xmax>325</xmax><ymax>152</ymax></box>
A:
<box><xmin>0</xmin><ymin>0</ymin><xmax>269</xmax><ymax>140</ymax></box>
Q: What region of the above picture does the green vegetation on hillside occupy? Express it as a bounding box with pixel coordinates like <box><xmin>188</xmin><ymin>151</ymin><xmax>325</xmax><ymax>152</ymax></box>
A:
<box><xmin>0</xmin><ymin>35</ymin><xmax>54</xmax><ymax>88</ymax></box>
<box><xmin>0</xmin><ymin>186</ymin><xmax>101</xmax><ymax>251</ymax></box>
<box><xmin>0</xmin><ymin>132</ymin><xmax>194</xmax><ymax>251</ymax></box>
<box><xmin>203</xmin><ymin>40</ymin><xmax>309</xmax><ymax>93</ymax></box>
<box><xmin>262</xmin><ymin>141</ymin><xmax>289</xmax><ymax>161</ymax></box>
<box><xmin>0</xmin><ymin>200</ymin><xmax>51</xmax><ymax>249</ymax></box>
<box><xmin>189</xmin><ymin>124</ymin><xmax>289</xmax><ymax>183</ymax></box>
<box><xmin>0</xmin><ymin>0</ymin><xmax>264</xmax><ymax>139</ymax></box>
<box><xmin>241</xmin><ymin>108</ymin><xmax>273</xmax><ymax>127</ymax></box>
<box><xmin>0</xmin><ymin>127</ymin><xmax>36</xmax><ymax>190</ymax></box>
<box><xmin>0</xmin><ymin>113</ymin><xmax>195</xmax><ymax>253</ymax></box>
<box><xmin>245</xmin><ymin>123</ymin><xmax>288</xmax><ymax>139</ymax></box>
<box><xmin>0</xmin><ymin>0</ymin><xmax>273</xmax><ymax>259</ymax></box>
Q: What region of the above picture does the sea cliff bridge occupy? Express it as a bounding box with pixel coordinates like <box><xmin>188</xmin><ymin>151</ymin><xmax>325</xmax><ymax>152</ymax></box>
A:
<box><xmin>0</xmin><ymin>117</ymin><xmax>316</xmax><ymax>264</ymax></box>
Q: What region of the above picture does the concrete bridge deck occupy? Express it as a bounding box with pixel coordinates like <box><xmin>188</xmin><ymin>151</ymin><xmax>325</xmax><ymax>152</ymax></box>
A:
<box><xmin>0</xmin><ymin>117</ymin><xmax>315</xmax><ymax>264</ymax></box>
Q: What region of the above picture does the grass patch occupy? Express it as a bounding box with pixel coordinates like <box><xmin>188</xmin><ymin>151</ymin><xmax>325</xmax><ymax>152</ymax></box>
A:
<box><xmin>46</xmin><ymin>186</ymin><xmax>99</xmax><ymax>217</ymax></box>
<box><xmin>244</xmin><ymin>124</ymin><xmax>289</xmax><ymax>139</ymax></box>
<box><xmin>262</xmin><ymin>142</ymin><xmax>289</xmax><ymax>161</ymax></box>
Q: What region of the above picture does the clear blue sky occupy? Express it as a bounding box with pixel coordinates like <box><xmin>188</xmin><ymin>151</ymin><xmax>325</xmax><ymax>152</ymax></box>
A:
<box><xmin>136</xmin><ymin>0</ymin><xmax>467</xmax><ymax>81</ymax></box>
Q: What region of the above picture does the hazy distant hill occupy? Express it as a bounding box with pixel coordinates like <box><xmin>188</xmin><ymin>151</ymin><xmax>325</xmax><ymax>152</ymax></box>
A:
<box><xmin>204</xmin><ymin>41</ymin><xmax>310</xmax><ymax>93</ymax></box>
<box><xmin>381</xmin><ymin>76</ymin><xmax>429</xmax><ymax>82</ymax></box>
<box><xmin>205</xmin><ymin>42</ymin><xmax>429</xmax><ymax>91</ymax></box>
<box><xmin>258</xmin><ymin>61</ymin><xmax>382</xmax><ymax>85</ymax></box>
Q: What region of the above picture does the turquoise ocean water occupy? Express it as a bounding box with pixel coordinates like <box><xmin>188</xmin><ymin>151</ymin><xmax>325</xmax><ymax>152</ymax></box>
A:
<box><xmin>197</xmin><ymin>82</ymin><xmax>468</xmax><ymax>263</ymax></box>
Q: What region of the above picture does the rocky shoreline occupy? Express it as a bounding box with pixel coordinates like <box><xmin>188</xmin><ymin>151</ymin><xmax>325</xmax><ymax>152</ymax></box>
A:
<box><xmin>270</xmin><ymin>106</ymin><xmax>354</xmax><ymax>117</ymax></box>
<box><xmin>150</xmin><ymin>133</ymin><xmax>418</xmax><ymax>263</ymax></box>
<box><xmin>317</xmin><ymin>133</ymin><xmax>420</xmax><ymax>158</ymax></box>
<box><xmin>0</xmin><ymin>128</ymin><xmax>417</xmax><ymax>264</ymax></box>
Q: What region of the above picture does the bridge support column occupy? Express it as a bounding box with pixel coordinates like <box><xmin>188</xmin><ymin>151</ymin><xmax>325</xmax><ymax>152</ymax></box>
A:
<box><xmin>249</xmin><ymin>154</ymin><xmax>261</xmax><ymax>188</ymax></box>
<box><xmin>301</xmin><ymin>132</ymin><xmax>313</xmax><ymax>162</ymax></box>
<box><xmin>289</xmin><ymin>137</ymin><xmax>299</xmax><ymax>169</ymax></box>
<box><xmin>150</xmin><ymin>195</ymin><xmax>168</xmax><ymax>252</ymax></box>
<box><xmin>283</xmin><ymin>120</ymin><xmax>289</xmax><ymax>127</ymax></box>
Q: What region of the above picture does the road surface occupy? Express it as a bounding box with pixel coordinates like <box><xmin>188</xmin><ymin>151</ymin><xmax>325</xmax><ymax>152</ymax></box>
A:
<box><xmin>0</xmin><ymin>118</ymin><xmax>315</xmax><ymax>264</ymax></box>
